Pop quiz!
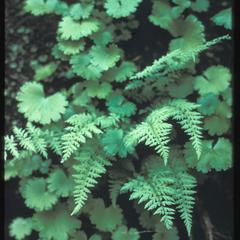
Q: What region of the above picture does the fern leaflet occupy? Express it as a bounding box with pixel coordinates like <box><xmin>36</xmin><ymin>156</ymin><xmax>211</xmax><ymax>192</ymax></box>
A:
<box><xmin>121</xmin><ymin>168</ymin><xmax>176</xmax><ymax>229</ymax></box>
<box><xmin>5</xmin><ymin>123</ymin><xmax>48</xmax><ymax>159</ymax></box>
<box><xmin>61</xmin><ymin>113</ymin><xmax>103</xmax><ymax>162</ymax></box>
<box><xmin>71</xmin><ymin>145</ymin><xmax>111</xmax><ymax>215</ymax></box>
<box><xmin>131</xmin><ymin>35</ymin><xmax>230</xmax><ymax>80</ymax></box>
<box><xmin>126</xmin><ymin>101</ymin><xmax>202</xmax><ymax>164</ymax></box>
<box><xmin>169</xmin><ymin>100</ymin><xmax>203</xmax><ymax>158</ymax></box>
<box><xmin>125</xmin><ymin>107</ymin><xmax>172</xmax><ymax>164</ymax></box>
<box><xmin>174</xmin><ymin>172</ymin><xmax>197</xmax><ymax>236</ymax></box>
<box><xmin>5</xmin><ymin>135</ymin><xmax>19</xmax><ymax>159</ymax></box>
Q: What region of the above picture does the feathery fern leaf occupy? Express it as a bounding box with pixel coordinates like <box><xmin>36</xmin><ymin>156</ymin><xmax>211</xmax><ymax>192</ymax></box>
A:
<box><xmin>13</xmin><ymin>126</ymin><xmax>36</xmax><ymax>153</ymax></box>
<box><xmin>125</xmin><ymin>106</ymin><xmax>172</xmax><ymax>164</ymax></box>
<box><xmin>109</xmin><ymin>179</ymin><xmax>125</xmax><ymax>207</ymax></box>
<box><xmin>61</xmin><ymin>113</ymin><xmax>103</xmax><ymax>162</ymax></box>
<box><xmin>26</xmin><ymin>123</ymin><xmax>48</xmax><ymax>158</ymax></box>
<box><xmin>6</xmin><ymin>123</ymin><xmax>49</xmax><ymax>159</ymax></box>
<box><xmin>126</xmin><ymin>100</ymin><xmax>203</xmax><ymax>163</ymax></box>
<box><xmin>5</xmin><ymin>135</ymin><xmax>19</xmax><ymax>159</ymax></box>
<box><xmin>71</xmin><ymin>147</ymin><xmax>111</xmax><ymax>215</ymax></box>
<box><xmin>169</xmin><ymin>100</ymin><xmax>203</xmax><ymax>159</ymax></box>
<box><xmin>121</xmin><ymin>167</ymin><xmax>176</xmax><ymax>229</ymax></box>
<box><xmin>174</xmin><ymin>172</ymin><xmax>196</xmax><ymax>236</ymax></box>
<box><xmin>131</xmin><ymin>35</ymin><xmax>230</xmax><ymax>80</ymax></box>
<box><xmin>44</xmin><ymin>129</ymin><xmax>62</xmax><ymax>156</ymax></box>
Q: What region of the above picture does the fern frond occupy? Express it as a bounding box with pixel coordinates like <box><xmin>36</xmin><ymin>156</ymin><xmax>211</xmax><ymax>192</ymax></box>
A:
<box><xmin>109</xmin><ymin>179</ymin><xmax>125</xmax><ymax>207</ymax></box>
<box><xmin>5</xmin><ymin>123</ymin><xmax>49</xmax><ymax>160</ymax></box>
<box><xmin>13</xmin><ymin>126</ymin><xmax>36</xmax><ymax>152</ymax></box>
<box><xmin>26</xmin><ymin>122</ymin><xmax>48</xmax><ymax>158</ymax></box>
<box><xmin>71</xmin><ymin>148</ymin><xmax>111</xmax><ymax>215</ymax></box>
<box><xmin>169</xmin><ymin>100</ymin><xmax>203</xmax><ymax>158</ymax></box>
<box><xmin>5</xmin><ymin>135</ymin><xmax>19</xmax><ymax>159</ymax></box>
<box><xmin>125</xmin><ymin>106</ymin><xmax>173</xmax><ymax>164</ymax></box>
<box><xmin>96</xmin><ymin>113</ymin><xmax>120</xmax><ymax>129</ymax></box>
<box><xmin>44</xmin><ymin>129</ymin><xmax>62</xmax><ymax>156</ymax></box>
<box><xmin>121</xmin><ymin>167</ymin><xmax>176</xmax><ymax>229</ymax></box>
<box><xmin>131</xmin><ymin>35</ymin><xmax>230</xmax><ymax>80</ymax></box>
<box><xmin>61</xmin><ymin>113</ymin><xmax>103</xmax><ymax>162</ymax></box>
<box><xmin>174</xmin><ymin>172</ymin><xmax>196</xmax><ymax>236</ymax></box>
<box><xmin>126</xmin><ymin>100</ymin><xmax>203</xmax><ymax>163</ymax></box>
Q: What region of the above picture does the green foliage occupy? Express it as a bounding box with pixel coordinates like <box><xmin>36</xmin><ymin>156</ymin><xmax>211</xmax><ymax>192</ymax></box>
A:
<box><xmin>121</xmin><ymin>162</ymin><xmax>196</xmax><ymax>234</ymax></box>
<box><xmin>126</xmin><ymin>100</ymin><xmax>202</xmax><ymax>164</ymax></box>
<box><xmin>69</xmin><ymin>2</ymin><xmax>94</xmax><ymax>20</ymax></box>
<box><xmin>24</xmin><ymin>0</ymin><xmax>58</xmax><ymax>16</ymax></box>
<box><xmin>70</xmin><ymin>53</ymin><xmax>103</xmax><ymax>80</ymax></box>
<box><xmin>16</xmin><ymin>82</ymin><xmax>68</xmax><ymax>124</ymax></box>
<box><xmin>107</xmin><ymin>95</ymin><xmax>137</xmax><ymax>117</ymax></box>
<box><xmin>61</xmin><ymin>113</ymin><xmax>103</xmax><ymax>162</ymax></box>
<box><xmin>212</xmin><ymin>8</ymin><xmax>232</xmax><ymax>30</ymax></box>
<box><xmin>175</xmin><ymin>172</ymin><xmax>196</xmax><ymax>236</ymax></box>
<box><xmin>5</xmin><ymin>154</ymin><xmax>49</xmax><ymax>180</ymax></box>
<box><xmin>5</xmin><ymin>0</ymin><xmax>232</xmax><ymax>239</ymax></box>
<box><xmin>58</xmin><ymin>17</ymin><xmax>101</xmax><ymax>40</ymax></box>
<box><xmin>5</xmin><ymin>123</ymin><xmax>48</xmax><ymax>159</ymax></box>
<box><xmin>20</xmin><ymin>177</ymin><xmax>58</xmax><ymax>211</ymax></box>
<box><xmin>197</xmin><ymin>93</ymin><xmax>219</xmax><ymax>115</ymax></box>
<box><xmin>71</xmin><ymin>145</ymin><xmax>111</xmax><ymax>215</ymax></box>
<box><xmin>169</xmin><ymin>100</ymin><xmax>202</xmax><ymax>159</ymax></box>
<box><xmin>153</xmin><ymin>223</ymin><xmax>179</xmax><ymax>240</ymax></box>
<box><xmin>34</xmin><ymin>62</ymin><xmax>58</xmax><ymax>81</ymax></box>
<box><xmin>9</xmin><ymin>218</ymin><xmax>33</xmax><ymax>240</ymax></box>
<box><xmin>47</xmin><ymin>168</ymin><xmax>74</xmax><ymax>197</ymax></box>
<box><xmin>126</xmin><ymin>106</ymin><xmax>173</xmax><ymax>164</ymax></box>
<box><xmin>130</xmin><ymin>35</ymin><xmax>230</xmax><ymax>80</ymax></box>
<box><xmin>105</xmin><ymin>0</ymin><xmax>143</xmax><ymax>18</ymax></box>
<box><xmin>101</xmin><ymin>128</ymin><xmax>133</xmax><ymax>158</ymax></box>
<box><xmin>194</xmin><ymin>65</ymin><xmax>231</xmax><ymax>95</ymax></box>
<box><xmin>191</xmin><ymin>0</ymin><xmax>209</xmax><ymax>12</ymax></box>
<box><xmin>33</xmin><ymin>204</ymin><xmax>81</xmax><ymax>240</ymax></box>
<box><xmin>88</xmin><ymin>199</ymin><xmax>123</xmax><ymax>231</ymax></box>
<box><xmin>112</xmin><ymin>226</ymin><xmax>140</xmax><ymax>240</ymax></box>
<box><xmin>89</xmin><ymin>44</ymin><xmax>121</xmax><ymax>71</ymax></box>
<box><xmin>184</xmin><ymin>138</ymin><xmax>232</xmax><ymax>173</ymax></box>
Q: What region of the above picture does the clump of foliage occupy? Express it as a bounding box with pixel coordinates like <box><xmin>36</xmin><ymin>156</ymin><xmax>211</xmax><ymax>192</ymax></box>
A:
<box><xmin>5</xmin><ymin>0</ymin><xmax>232</xmax><ymax>239</ymax></box>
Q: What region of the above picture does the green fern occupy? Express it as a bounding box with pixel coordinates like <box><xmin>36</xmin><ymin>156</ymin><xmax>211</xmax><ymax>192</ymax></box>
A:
<box><xmin>121</xmin><ymin>162</ymin><xmax>196</xmax><ymax>235</ymax></box>
<box><xmin>44</xmin><ymin>129</ymin><xmax>63</xmax><ymax>156</ymax></box>
<box><xmin>169</xmin><ymin>100</ymin><xmax>203</xmax><ymax>159</ymax></box>
<box><xmin>13</xmin><ymin>126</ymin><xmax>36</xmax><ymax>153</ymax></box>
<box><xmin>125</xmin><ymin>106</ymin><xmax>172</xmax><ymax>164</ymax></box>
<box><xmin>125</xmin><ymin>100</ymin><xmax>202</xmax><ymax>164</ymax></box>
<box><xmin>174</xmin><ymin>172</ymin><xmax>196</xmax><ymax>236</ymax></box>
<box><xmin>109</xmin><ymin>179</ymin><xmax>125</xmax><ymax>207</ymax></box>
<box><xmin>130</xmin><ymin>35</ymin><xmax>230</xmax><ymax>80</ymax></box>
<box><xmin>61</xmin><ymin>113</ymin><xmax>103</xmax><ymax>162</ymax></box>
<box><xmin>5</xmin><ymin>123</ymin><xmax>48</xmax><ymax>159</ymax></box>
<box><xmin>6</xmin><ymin>0</ymin><xmax>232</xmax><ymax>238</ymax></box>
<box><xmin>26</xmin><ymin>123</ymin><xmax>48</xmax><ymax>158</ymax></box>
<box><xmin>5</xmin><ymin>135</ymin><xmax>19</xmax><ymax>159</ymax></box>
<box><xmin>121</xmin><ymin>166</ymin><xmax>176</xmax><ymax>229</ymax></box>
<box><xmin>71</xmin><ymin>145</ymin><xmax>111</xmax><ymax>215</ymax></box>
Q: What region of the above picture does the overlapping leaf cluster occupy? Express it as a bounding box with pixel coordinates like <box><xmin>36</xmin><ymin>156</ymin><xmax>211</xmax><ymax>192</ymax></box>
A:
<box><xmin>5</xmin><ymin>0</ymin><xmax>232</xmax><ymax>239</ymax></box>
